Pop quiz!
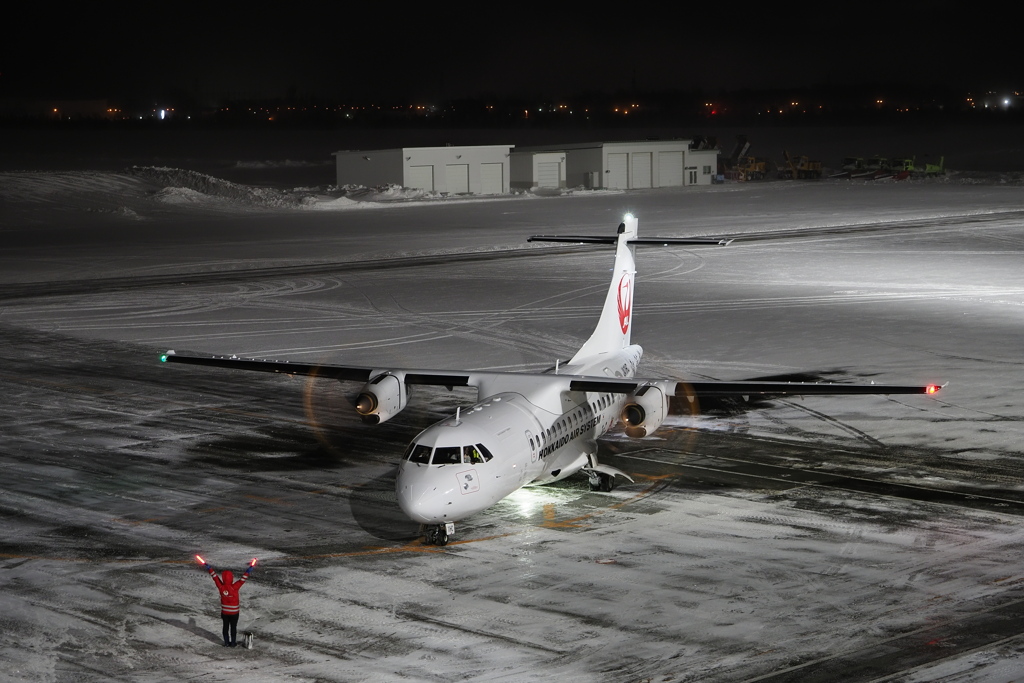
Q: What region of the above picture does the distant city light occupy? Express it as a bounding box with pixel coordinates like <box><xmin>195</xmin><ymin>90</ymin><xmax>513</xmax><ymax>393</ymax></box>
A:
<box><xmin>24</xmin><ymin>86</ymin><xmax>1022</xmax><ymax>125</ymax></box>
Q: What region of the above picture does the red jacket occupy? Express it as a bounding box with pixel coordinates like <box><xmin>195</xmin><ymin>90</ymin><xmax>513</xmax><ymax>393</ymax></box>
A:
<box><xmin>208</xmin><ymin>567</ymin><xmax>248</xmax><ymax>615</ymax></box>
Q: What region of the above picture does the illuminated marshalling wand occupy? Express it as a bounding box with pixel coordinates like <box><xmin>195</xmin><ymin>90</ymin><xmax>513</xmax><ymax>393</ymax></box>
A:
<box><xmin>159</xmin><ymin>213</ymin><xmax>944</xmax><ymax>546</ymax></box>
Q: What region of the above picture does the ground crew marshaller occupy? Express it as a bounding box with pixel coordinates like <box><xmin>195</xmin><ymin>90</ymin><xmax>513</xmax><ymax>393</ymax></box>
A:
<box><xmin>196</xmin><ymin>555</ymin><xmax>257</xmax><ymax>646</ymax></box>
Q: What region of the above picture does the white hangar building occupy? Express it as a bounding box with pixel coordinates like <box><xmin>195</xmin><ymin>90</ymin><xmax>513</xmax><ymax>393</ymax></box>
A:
<box><xmin>333</xmin><ymin>145</ymin><xmax>513</xmax><ymax>195</ymax></box>
<box><xmin>513</xmin><ymin>140</ymin><xmax>719</xmax><ymax>190</ymax></box>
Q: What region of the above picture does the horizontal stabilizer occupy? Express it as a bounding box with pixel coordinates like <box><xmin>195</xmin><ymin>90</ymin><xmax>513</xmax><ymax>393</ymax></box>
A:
<box><xmin>528</xmin><ymin>235</ymin><xmax>617</xmax><ymax>244</ymax></box>
<box><xmin>529</xmin><ymin>235</ymin><xmax>731</xmax><ymax>246</ymax></box>
<box><xmin>628</xmin><ymin>237</ymin><xmax>733</xmax><ymax>246</ymax></box>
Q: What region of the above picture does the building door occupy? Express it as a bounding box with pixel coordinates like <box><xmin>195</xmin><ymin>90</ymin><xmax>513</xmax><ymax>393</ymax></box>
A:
<box><xmin>606</xmin><ymin>153</ymin><xmax>628</xmax><ymax>189</ymax></box>
<box><xmin>480</xmin><ymin>163</ymin><xmax>504</xmax><ymax>194</ymax></box>
<box><xmin>445</xmin><ymin>164</ymin><xmax>470</xmax><ymax>194</ymax></box>
<box><xmin>536</xmin><ymin>161</ymin><xmax>560</xmax><ymax>188</ymax></box>
<box><xmin>631</xmin><ymin>152</ymin><xmax>652</xmax><ymax>188</ymax></box>
<box><xmin>407</xmin><ymin>165</ymin><xmax>434</xmax><ymax>191</ymax></box>
<box><xmin>658</xmin><ymin>151</ymin><xmax>684</xmax><ymax>187</ymax></box>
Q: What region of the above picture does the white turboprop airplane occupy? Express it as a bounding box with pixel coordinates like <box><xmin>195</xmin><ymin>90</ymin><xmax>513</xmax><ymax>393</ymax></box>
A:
<box><xmin>161</xmin><ymin>214</ymin><xmax>942</xmax><ymax>545</ymax></box>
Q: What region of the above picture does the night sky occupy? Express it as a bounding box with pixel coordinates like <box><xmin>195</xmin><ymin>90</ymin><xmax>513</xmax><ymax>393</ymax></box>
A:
<box><xmin>3</xmin><ymin>2</ymin><xmax>1012</xmax><ymax>104</ymax></box>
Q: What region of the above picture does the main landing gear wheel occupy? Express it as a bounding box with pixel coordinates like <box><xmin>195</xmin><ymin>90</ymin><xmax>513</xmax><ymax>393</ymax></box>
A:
<box><xmin>589</xmin><ymin>472</ymin><xmax>616</xmax><ymax>492</ymax></box>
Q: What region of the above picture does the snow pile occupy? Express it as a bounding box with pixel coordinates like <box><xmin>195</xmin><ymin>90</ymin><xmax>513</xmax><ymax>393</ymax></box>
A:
<box><xmin>341</xmin><ymin>183</ymin><xmax>439</xmax><ymax>202</ymax></box>
<box><xmin>152</xmin><ymin>186</ymin><xmax>235</xmax><ymax>206</ymax></box>
<box><xmin>126</xmin><ymin>166</ymin><xmax>304</xmax><ymax>208</ymax></box>
<box><xmin>300</xmin><ymin>194</ymin><xmax>377</xmax><ymax>210</ymax></box>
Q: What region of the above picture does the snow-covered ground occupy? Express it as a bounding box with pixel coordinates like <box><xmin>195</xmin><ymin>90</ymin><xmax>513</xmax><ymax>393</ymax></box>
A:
<box><xmin>2</xmin><ymin>143</ymin><xmax>1024</xmax><ymax>682</ymax></box>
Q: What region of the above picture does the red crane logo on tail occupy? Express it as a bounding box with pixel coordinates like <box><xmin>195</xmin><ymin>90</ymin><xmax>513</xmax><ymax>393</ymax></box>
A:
<box><xmin>617</xmin><ymin>273</ymin><xmax>632</xmax><ymax>334</ymax></box>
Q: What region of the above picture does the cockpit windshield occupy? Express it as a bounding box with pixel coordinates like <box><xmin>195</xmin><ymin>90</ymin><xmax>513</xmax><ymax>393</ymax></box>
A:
<box><xmin>465</xmin><ymin>444</ymin><xmax>491</xmax><ymax>464</ymax></box>
<box><xmin>406</xmin><ymin>444</ymin><xmax>432</xmax><ymax>464</ymax></box>
<box><xmin>404</xmin><ymin>442</ymin><xmax>494</xmax><ymax>465</ymax></box>
<box><xmin>432</xmin><ymin>447</ymin><xmax>462</xmax><ymax>465</ymax></box>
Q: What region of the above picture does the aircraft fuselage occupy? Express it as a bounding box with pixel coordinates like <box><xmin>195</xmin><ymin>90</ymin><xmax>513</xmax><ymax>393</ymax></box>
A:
<box><xmin>395</xmin><ymin>345</ymin><xmax>642</xmax><ymax>524</ymax></box>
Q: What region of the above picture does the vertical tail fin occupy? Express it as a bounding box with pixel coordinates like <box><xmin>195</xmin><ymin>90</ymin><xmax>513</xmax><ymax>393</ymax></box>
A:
<box><xmin>568</xmin><ymin>215</ymin><xmax>638</xmax><ymax>363</ymax></box>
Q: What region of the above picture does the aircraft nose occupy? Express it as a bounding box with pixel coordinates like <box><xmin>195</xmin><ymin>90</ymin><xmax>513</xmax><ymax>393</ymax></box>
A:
<box><xmin>396</xmin><ymin>465</ymin><xmax>453</xmax><ymax>524</ymax></box>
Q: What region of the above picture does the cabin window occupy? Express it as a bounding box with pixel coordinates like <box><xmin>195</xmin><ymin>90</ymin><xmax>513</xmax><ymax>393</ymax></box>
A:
<box><xmin>406</xmin><ymin>444</ymin><xmax>432</xmax><ymax>464</ymax></box>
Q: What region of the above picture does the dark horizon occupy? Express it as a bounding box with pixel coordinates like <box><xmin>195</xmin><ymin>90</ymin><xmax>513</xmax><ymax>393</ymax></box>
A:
<box><xmin>4</xmin><ymin>3</ymin><xmax>1016</xmax><ymax>105</ymax></box>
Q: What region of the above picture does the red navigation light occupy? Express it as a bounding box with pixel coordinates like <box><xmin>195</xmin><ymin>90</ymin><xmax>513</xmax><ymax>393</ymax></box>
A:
<box><xmin>926</xmin><ymin>385</ymin><xmax>940</xmax><ymax>395</ymax></box>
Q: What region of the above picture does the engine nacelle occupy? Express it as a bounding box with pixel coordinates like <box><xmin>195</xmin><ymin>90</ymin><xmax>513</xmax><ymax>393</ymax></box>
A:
<box><xmin>620</xmin><ymin>384</ymin><xmax>668</xmax><ymax>438</ymax></box>
<box><xmin>355</xmin><ymin>373</ymin><xmax>408</xmax><ymax>425</ymax></box>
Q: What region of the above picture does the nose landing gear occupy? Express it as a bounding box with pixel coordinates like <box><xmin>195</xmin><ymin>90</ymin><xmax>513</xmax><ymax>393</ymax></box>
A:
<box><xmin>422</xmin><ymin>522</ymin><xmax>456</xmax><ymax>546</ymax></box>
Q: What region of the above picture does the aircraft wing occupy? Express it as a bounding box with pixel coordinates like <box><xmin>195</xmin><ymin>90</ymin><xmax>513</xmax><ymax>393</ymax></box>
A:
<box><xmin>569</xmin><ymin>377</ymin><xmax>943</xmax><ymax>396</ymax></box>
<box><xmin>159</xmin><ymin>351</ymin><xmax>473</xmax><ymax>387</ymax></box>
<box><xmin>161</xmin><ymin>351</ymin><xmax>941</xmax><ymax>396</ymax></box>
